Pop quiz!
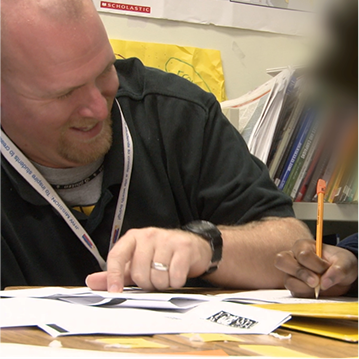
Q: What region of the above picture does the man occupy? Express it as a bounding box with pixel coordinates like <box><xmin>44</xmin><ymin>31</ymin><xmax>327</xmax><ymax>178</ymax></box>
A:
<box><xmin>1</xmin><ymin>0</ymin><xmax>311</xmax><ymax>292</ymax></box>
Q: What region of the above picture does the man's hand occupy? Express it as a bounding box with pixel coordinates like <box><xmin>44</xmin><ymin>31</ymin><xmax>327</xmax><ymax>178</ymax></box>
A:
<box><xmin>275</xmin><ymin>238</ymin><xmax>358</xmax><ymax>297</ymax></box>
<box><xmin>86</xmin><ymin>227</ymin><xmax>212</xmax><ymax>292</ymax></box>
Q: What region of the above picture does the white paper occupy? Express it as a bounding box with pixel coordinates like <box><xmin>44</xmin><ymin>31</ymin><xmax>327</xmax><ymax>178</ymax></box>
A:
<box><xmin>1</xmin><ymin>287</ymin><xmax>209</xmax><ymax>310</ymax></box>
<box><xmin>221</xmin><ymin>68</ymin><xmax>294</xmax><ymax>163</ymax></box>
<box><xmin>181</xmin><ymin>302</ymin><xmax>290</xmax><ymax>335</ymax></box>
<box><xmin>92</xmin><ymin>0</ymin><xmax>315</xmax><ymax>36</ymax></box>
<box><xmin>0</xmin><ymin>291</ymin><xmax>291</xmax><ymax>337</ymax></box>
<box><xmin>231</xmin><ymin>0</ymin><xmax>315</xmax><ymax>12</ymax></box>
<box><xmin>215</xmin><ymin>289</ymin><xmax>359</xmax><ymax>304</ymax></box>
<box><xmin>43</xmin><ymin>300</ymin><xmax>290</xmax><ymax>337</ymax></box>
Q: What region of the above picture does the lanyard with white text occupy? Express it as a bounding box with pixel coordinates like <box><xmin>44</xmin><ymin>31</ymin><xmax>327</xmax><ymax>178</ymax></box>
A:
<box><xmin>0</xmin><ymin>99</ymin><xmax>133</xmax><ymax>271</ymax></box>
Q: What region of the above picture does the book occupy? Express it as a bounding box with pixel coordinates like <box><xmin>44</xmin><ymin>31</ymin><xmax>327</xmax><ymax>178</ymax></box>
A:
<box><xmin>269</xmin><ymin>92</ymin><xmax>307</xmax><ymax>181</ymax></box>
<box><xmin>301</xmin><ymin>148</ymin><xmax>331</xmax><ymax>202</ymax></box>
<box><xmin>266</xmin><ymin>75</ymin><xmax>298</xmax><ymax>168</ymax></box>
<box><xmin>290</xmin><ymin>120</ymin><xmax>322</xmax><ymax>200</ymax></box>
<box><xmin>334</xmin><ymin>124</ymin><xmax>357</xmax><ymax>203</ymax></box>
<box><xmin>277</xmin><ymin>108</ymin><xmax>315</xmax><ymax>191</ymax></box>
<box><xmin>294</xmin><ymin>143</ymin><xmax>323</xmax><ymax>202</ymax></box>
<box><xmin>282</xmin><ymin>113</ymin><xmax>320</xmax><ymax>198</ymax></box>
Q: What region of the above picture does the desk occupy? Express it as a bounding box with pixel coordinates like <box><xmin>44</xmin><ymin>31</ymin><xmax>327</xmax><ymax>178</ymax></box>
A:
<box><xmin>1</xmin><ymin>288</ymin><xmax>358</xmax><ymax>357</ymax></box>
<box><xmin>1</xmin><ymin>326</ymin><xmax>357</xmax><ymax>357</ymax></box>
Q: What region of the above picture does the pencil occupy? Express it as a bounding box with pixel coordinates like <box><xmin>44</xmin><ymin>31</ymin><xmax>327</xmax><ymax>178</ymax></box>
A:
<box><xmin>315</xmin><ymin>179</ymin><xmax>326</xmax><ymax>299</ymax></box>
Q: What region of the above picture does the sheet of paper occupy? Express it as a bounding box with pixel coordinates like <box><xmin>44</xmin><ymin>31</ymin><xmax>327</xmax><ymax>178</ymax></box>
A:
<box><xmin>221</xmin><ymin>69</ymin><xmax>294</xmax><ymax>163</ymax></box>
<box><xmin>215</xmin><ymin>289</ymin><xmax>359</xmax><ymax>304</ymax></box>
<box><xmin>0</xmin><ymin>297</ymin><xmax>75</xmax><ymax>328</ymax></box>
<box><xmin>109</xmin><ymin>39</ymin><xmax>226</xmax><ymax>103</ymax></box>
<box><xmin>0</xmin><ymin>286</ymin><xmax>142</xmax><ymax>298</ymax></box>
<box><xmin>183</xmin><ymin>302</ymin><xmax>290</xmax><ymax>336</ymax></box>
<box><xmin>0</xmin><ymin>296</ymin><xmax>290</xmax><ymax>338</ymax></box>
<box><xmin>238</xmin><ymin>344</ymin><xmax>315</xmax><ymax>357</ymax></box>
<box><xmin>1</xmin><ymin>287</ymin><xmax>210</xmax><ymax>310</ymax></box>
<box><xmin>283</xmin><ymin>317</ymin><xmax>358</xmax><ymax>343</ymax></box>
<box><xmin>253</xmin><ymin>302</ymin><xmax>358</xmax><ymax>320</ymax></box>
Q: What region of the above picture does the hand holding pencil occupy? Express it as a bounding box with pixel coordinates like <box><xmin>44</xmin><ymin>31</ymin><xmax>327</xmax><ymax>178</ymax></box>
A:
<box><xmin>275</xmin><ymin>179</ymin><xmax>358</xmax><ymax>298</ymax></box>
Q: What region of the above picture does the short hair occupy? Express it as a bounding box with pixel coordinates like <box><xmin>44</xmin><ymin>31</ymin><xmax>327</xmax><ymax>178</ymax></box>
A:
<box><xmin>36</xmin><ymin>0</ymin><xmax>87</xmax><ymax>19</ymax></box>
<box><xmin>0</xmin><ymin>0</ymin><xmax>96</xmax><ymax>78</ymax></box>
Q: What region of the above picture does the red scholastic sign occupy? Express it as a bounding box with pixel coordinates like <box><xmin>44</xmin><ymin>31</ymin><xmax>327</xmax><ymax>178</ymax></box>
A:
<box><xmin>100</xmin><ymin>2</ymin><xmax>151</xmax><ymax>13</ymax></box>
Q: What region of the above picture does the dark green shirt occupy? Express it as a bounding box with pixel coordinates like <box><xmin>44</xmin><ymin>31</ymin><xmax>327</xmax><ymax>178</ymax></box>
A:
<box><xmin>1</xmin><ymin>58</ymin><xmax>294</xmax><ymax>288</ymax></box>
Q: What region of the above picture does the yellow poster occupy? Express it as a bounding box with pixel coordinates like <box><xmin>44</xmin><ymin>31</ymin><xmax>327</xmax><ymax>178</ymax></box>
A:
<box><xmin>110</xmin><ymin>38</ymin><xmax>226</xmax><ymax>102</ymax></box>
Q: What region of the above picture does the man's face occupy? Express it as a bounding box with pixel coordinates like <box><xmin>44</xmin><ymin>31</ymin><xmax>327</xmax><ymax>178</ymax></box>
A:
<box><xmin>1</xmin><ymin>13</ymin><xmax>119</xmax><ymax>168</ymax></box>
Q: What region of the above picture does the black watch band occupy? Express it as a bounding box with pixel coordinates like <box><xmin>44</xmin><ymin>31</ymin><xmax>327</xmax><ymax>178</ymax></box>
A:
<box><xmin>182</xmin><ymin>220</ymin><xmax>223</xmax><ymax>276</ymax></box>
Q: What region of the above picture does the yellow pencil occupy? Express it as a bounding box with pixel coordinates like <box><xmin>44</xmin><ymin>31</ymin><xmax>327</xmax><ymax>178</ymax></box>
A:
<box><xmin>315</xmin><ymin>179</ymin><xmax>326</xmax><ymax>299</ymax></box>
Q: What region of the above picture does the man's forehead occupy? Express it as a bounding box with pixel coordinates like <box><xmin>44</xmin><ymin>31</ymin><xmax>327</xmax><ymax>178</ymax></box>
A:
<box><xmin>2</xmin><ymin>0</ymin><xmax>106</xmax><ymax>71</ymax></box>
<box><xmin>2</xmin><ymin>7</ymin><xmax>114</xmax><ymax>97</ymax></box>
<box><xmin>10</xmin><ymin>49</ymin><xmax>116</xmax><ymax>99</ymax></box>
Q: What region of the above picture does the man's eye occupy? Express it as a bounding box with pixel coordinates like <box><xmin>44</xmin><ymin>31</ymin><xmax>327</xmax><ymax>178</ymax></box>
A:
<box><xmin>101</xmin><ymin>64</ymin><xmax>115</xmax><ymax>77</ymax></box>
<box><xmin>57</xmin><ymin>90</ymin><xmax>74</xmax><ymax>100</ymax></box>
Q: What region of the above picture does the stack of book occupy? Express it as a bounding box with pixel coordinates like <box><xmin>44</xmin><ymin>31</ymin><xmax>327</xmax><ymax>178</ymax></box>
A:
<box><xmin>222</xmin><ymin>70</ymin><xmax>358</xmax><ymax>203</ymax></box>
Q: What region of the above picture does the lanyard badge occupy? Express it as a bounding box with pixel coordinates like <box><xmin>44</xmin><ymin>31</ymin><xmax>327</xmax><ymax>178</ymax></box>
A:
<box><xmin>0</xmin><ymin>99</ymin><xmax>133</xmax><ymax>271</ymax></box>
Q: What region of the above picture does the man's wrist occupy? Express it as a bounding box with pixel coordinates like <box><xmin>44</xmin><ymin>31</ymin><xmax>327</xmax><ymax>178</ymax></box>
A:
<box><xmin>182</xmin><ymin>220</ymin><xmax>223</xmax><ymax>276</ymax></box>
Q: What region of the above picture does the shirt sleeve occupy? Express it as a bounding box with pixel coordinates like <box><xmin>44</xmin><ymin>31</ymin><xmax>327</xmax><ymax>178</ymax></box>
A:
<box><xmin>337</xmin><ymin>233</ymin><xmax>358</xmax><ymax>257</ymax></box>
<box><xmin>337</xmin><ymin>233</ymin><xmax>358</xmax><ymax>296</ymax></box>
<box><xmin>195</xmin><ymin>96</ymin><xmax>295</xmax><ymax>224</ymax></box>
<box><xmin>157</xmin><ymin>89</ymin><xmax>295</xmax><ymax>226</ymax></box>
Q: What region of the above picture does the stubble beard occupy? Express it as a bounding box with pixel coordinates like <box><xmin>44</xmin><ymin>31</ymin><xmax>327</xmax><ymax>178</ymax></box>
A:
<box><xmin>58</xmin><ymin>114</ymin><xmax>113</xmax><ymax>166</ymax></box>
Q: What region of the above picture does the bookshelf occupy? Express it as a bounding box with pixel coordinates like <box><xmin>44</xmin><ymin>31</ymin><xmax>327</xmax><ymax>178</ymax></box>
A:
<box><xmin>293</xmin><ymin>203</ymin><xmax>358</xmax><ymax>222</ymax></box>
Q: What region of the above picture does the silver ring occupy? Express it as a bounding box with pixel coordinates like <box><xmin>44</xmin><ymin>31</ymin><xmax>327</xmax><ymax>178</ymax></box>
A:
<box><xmin>151</xmin><ymin>261</ymin><xmax>169</xmax><ymax>272</ymax></box>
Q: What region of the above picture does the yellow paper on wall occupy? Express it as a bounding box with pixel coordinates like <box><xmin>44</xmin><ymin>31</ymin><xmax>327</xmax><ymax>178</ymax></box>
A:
<box><xmin>110</xmin><ymin>38</ymin><xmax>226</xmax><ymax>102</ymax></box>
<box><xmin>239</xmin><ymin>345</ymin><xmax>315</xmax><ymax>358</ymax></box>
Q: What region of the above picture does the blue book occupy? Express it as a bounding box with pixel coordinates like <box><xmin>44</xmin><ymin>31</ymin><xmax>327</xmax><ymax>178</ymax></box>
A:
<box><xmin>278</xmin><ymin>108</ymin><xmax>315</xmax><ymax>190</ymax></box>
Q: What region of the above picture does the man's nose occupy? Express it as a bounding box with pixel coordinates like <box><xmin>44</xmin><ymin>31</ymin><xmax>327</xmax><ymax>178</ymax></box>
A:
<box><xmin>77</xmin><ymin>85</ymin><xmax>109</xmax><ymax>121</ymax></box>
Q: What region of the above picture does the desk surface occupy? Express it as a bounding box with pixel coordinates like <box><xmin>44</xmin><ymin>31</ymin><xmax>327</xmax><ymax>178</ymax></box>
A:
<box><xmin>1</xmin><ymin>288</ymin><xmax>358</xmax><ymax>357</ymax></box>
<box><xmin>1</xmin><ymin>326</ymin><xmax>357</xmax><ymax>357</ymax></box>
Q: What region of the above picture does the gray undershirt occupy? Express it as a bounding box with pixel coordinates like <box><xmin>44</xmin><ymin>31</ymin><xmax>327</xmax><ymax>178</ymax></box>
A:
<box><xmin>32</xmin><ymin>157</ymin><xmax>104</xmax><ymax>207</ymax></box>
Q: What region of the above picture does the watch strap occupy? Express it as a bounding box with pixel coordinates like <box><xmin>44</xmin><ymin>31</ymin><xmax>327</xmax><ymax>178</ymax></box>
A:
<box><xmin>182</xmin><ymin>220</ymin><xmax>223</xmax><ymax>276</ymax></box>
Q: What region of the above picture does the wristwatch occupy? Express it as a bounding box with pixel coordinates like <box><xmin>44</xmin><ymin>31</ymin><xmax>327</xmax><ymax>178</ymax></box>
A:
<box><xmin>182</xmin><ymin>220</ymin><xmax>223</xmax><ymax>275</ymax></box>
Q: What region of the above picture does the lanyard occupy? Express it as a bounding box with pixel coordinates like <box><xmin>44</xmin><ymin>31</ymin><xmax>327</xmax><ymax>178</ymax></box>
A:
<box><xmin>0</xmin><ymin>99</ymin><xmax>133</xmax><ymax>271</ymax></box>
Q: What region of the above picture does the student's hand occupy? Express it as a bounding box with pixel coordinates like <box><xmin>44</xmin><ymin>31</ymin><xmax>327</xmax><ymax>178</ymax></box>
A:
<box><xmin>86</xmin><ymin>227</ymin><xmax>212</xmax><ymax>292</ymax></box>
<box><xmin>275</xmin><ymin>238</ymin><xmax>358</xmax><ymax>297</ymax></box>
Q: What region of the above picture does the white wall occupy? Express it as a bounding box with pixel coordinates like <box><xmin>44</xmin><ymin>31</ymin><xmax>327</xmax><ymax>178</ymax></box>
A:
<box><xmin>100</xmin><ymin>13</ymin><xmax>311</xmax><ymax>100</ymax></box>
